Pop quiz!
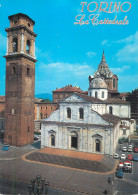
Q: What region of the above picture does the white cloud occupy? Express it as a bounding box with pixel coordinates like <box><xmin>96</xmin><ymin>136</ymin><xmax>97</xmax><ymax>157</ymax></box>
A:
<box><xmin>116</xmin><ymin>31</ymin><xmax>138</xmax><ymax>63</ymax></box>
<box><xmin>111</xmin><ymin>65</ymin><xmax>130</xmax><ymax>73</ymax></box>
<box><xmin>101</xmin><ymin>40</ymin><xmax>110</xmax><ymax>47</ymax></box>
<box><xmin>101</xmin><ymin>40</ymin><xmax>108</xmax><ymax>45</ymax></box>
<box><xmin>86</xmin><ymin>51</ymin><xmax>96</xmax><ymax>58</ymax></box>
<box><xmin>39</xmin><ymin>62</ymin><xmax>94</xmax><ymax>76</ymax></box>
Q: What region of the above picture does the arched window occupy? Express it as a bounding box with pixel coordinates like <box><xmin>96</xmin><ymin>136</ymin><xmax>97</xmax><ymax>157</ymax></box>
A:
<box><xmin>109</xmin><ymin>106</ymin><xmax>113</xmax><ymax>114</ymax></box>
<box><xmin>102</xmin><ymin>91</ymin><xmax>104</xmax><ymax>98</ymax></box>
<box><xmin>95</xmin><ymin>139</ymin><xmax>101</xmax><ymax>152</ymax></box>
<box><xmin>13</xmin><ymin>37</ymin><xmax>18</xmax><ymax>52</ymax></box>
<box><xmin>67</xmin><ymin>107</ymin><xmax>71</xmax><ymax>119</ymax></box>
<box><xmin>95</xmin><ymin>91</ymin><xmax>98</xmax><ymax>98</ymax></box>
<box><xmin>27</xmin><ymin>68</ymin><xmax>30</xmax><ymax>76</ymax></box>
<box><xmin>26</xmin><ymin>40</ymin><xmax>31</xmax><ymax>54</ymax></box>
<box><xmin>79</xmin><ymin>108</ymin><xmax>84</xmax><ymax>119</ymax></box>
<box><xmin>51</xmin><ymin>135</ymin><xmax>55</xmax><ymax>146</ymax></box>
<box><xmin>113</xmin><ymin>78</ymin><xmax>116</xmax><ymax>89</ymax></box>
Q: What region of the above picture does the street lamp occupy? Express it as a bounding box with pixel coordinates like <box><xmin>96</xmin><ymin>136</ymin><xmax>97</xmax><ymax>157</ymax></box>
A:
<box><xmin>28</xmin><ymin>175</ymin><xmax>49</xmax><ymax>195</ymax></box>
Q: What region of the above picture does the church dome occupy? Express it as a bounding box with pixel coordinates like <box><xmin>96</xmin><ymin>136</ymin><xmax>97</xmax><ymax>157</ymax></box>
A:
<box><xmin>89</xmin><ymin>77</ymin><xmax>107</xmax><ymax>89</ymax></box>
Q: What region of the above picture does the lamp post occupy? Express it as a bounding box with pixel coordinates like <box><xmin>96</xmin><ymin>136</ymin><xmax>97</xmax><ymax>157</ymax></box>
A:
<box><xmin>28</xmin><ymin>175</ymin><xmax>49</xmax><ymax>195</ymax></box>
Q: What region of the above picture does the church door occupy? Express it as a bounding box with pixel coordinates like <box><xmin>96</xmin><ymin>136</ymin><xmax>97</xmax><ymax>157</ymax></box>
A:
<box><xmin>71</xmin><ymin>136</ymin><xmax>77</xmax><ymax>149</ymax></box>
<box><xmin>95</xmin><ymin>139</ymin><xmax>101</xmax><ymax>152</ymax></box>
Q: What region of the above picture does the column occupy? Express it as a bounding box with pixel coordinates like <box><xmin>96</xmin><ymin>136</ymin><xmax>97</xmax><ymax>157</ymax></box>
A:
<box><xmin>6</xmin><ymin>35</ymin><xmax>9</xmax><ymax>54</ymax></box>
<box><xmin>34</xmin><ymin>39</ymin><xmax>35</xmax><ymax>58</ymax></box>
<box><xmin>21</xmin><ymin>33</ymin><xmax>24</xmax><ymax>53</ymax></box>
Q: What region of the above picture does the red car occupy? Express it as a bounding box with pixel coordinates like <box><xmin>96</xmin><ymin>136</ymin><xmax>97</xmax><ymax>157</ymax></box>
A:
<box><xmin>128</xmin><ymin>154</ymin><xmax>133</xmax><ymax>161</ymax></box>
<box><xmin>134</xmin><ymin>147</ymin><xmax>138</xmax><ymax>153</ymax></box>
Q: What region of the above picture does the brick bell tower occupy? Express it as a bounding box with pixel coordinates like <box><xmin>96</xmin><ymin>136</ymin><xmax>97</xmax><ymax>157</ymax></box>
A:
<box><xmin>4</xmin><ymin>13</ymin><xmax>37</xmax><ymax>146</ymax></box>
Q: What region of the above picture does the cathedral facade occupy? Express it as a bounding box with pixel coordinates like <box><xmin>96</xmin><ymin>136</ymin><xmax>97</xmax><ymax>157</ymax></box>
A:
<box><xmin>41</xmin><ymin>52</ymin><xmax>136</xmax><ymax>155</ymax></box>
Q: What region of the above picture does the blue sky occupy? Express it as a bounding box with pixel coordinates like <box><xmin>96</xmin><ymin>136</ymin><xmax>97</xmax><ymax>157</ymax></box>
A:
<box><xmin>0</xmin><ymin>0</ymin><xmax>138</xmax><ymax>95</ymax></box>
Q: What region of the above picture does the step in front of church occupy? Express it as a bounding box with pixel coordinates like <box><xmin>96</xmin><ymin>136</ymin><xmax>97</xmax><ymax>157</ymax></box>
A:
<box><xmin>25</xmin><ymin>147</ymin><xmax>116</xmax><ymax>173</ymax></box>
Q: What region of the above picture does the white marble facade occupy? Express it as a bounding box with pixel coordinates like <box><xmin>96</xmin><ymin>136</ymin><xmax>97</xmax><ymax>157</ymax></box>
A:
<box><xmin>41</xmin><ymin>93</ymin><xmax>121</xmax><ymax>155</ymax></box>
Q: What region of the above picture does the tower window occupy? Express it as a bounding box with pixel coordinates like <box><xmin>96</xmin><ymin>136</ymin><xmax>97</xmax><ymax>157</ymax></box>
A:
<box><xmin>13</xmin><ymin>66</ymin><xmax>16</xmax><ymax>74</ymax></box>
<box><xmin>46</xmin><ymin>107</ymin><xmax>47</xmax><ymax>110</ymax></box>
<box><xmin>67</xmin><ymin>107</ymin><xmax>71</xmax><ymax>119</ymax></box>
<box><xmin>113</xmin><ymin>78</ymin><xmax>116</xmax><ymax>89</ymax></box>
<box><xmin>79</xmin><ymin>108</ymin><xmax>84</xmax><ymax>119</ymax></box>
<box><xmin>26</xmin><ymin>40</ymin><xmax>31</xmax><ymax>54</ymax></box>
<box><xmin>109</xmin><ymin>106</ymin><xmax>113</xmax><ymax>115</ymax></box>
<box><xmin>95</xmin><ymin>91</ymin><xmax>98</xmax><ymax>98</ymax></box>
<box><xmin>13</xmin><ymin>37</ymin><xmax>18</xmax><ymax>52</ymax></box>
<box><xmin>102</xmin><ymin>91</ymin><xmax>104</xmax><ymax>98</ymax></box>
<box><xmin>27</xmin><ymin>68</ymin><xmax>30</xmax><ymax>76</ymax></box>
<box><xmin>28</xmin><ymin>23</ymin><xmax>30</xmax><ymax>27</ymax></box>
<box><xmin>14</xmin><ymin>20</ymin><xmax>17</xmax><ymax>24</ymax></box>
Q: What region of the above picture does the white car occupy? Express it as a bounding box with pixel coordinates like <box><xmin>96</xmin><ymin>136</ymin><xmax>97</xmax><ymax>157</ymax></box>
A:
<box><xmin>128</xmin><ymin>147</ymin><xmax>133</xmax><ymax>152</ymax></box>
<box><xmin>120</xmin><ymin>154</ymin><xmax>126</xmax><ymax>160</ymax></box>
<box><xmin>129</xmin><ymin>145</ymin><xmax>133</xmax><ymax>148</ymax></box>
<box><xmin>122</xmin><ymin>147</ymin><xmax>127</xmax><ymax>152</ymax></box>
<box><xmin>113</xmin><ymin>154</ymin><xmax>119</xmax><ymax>159</ymax></box>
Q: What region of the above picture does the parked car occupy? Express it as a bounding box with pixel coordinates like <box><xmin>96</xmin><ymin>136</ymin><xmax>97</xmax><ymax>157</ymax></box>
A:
<box><xmin>122</xmin><ymin>147</ymin><xmax>127</xmax><ymax>152</ymax></box>
<box><xmin>34</xmin><ymin>135</ymin><xmax>39</xmax><ymax>140</ymax></box>
<box><xmin>113</xmin><ymin>154</ymin><xmax>119</xmax><ymax>159</ymax></box>
<box><xmin>37</xmin><ymin>135</ymin><xmax>41</xmax><ymax>140</ymax></box>
<box><xmin>121</xmin><ymin>154</ymin><xmax>126</xmax><ymax>160</ymax></box>
<box><xmin>124</xmin><ymin>161</ymin><xmax>132</xmax><ymax>167</ymax></box>
<box><xmin>127</xmin><ymin>154</ymin><xmax>133</xmax><ymax>161</ymax></box>
<box><xmin>116</xmin><ymin>169</ymin><xmax>123</xmax><ymax>178</ymax></box>
<box><xmin>123</xmin><ymin>161</ymin><xmax>132</xmax><ymax>173</ymax></box>
<box><xmin>119</xmin><ymin>162</ymin><xmax>124</xmax><ymax>167</ymax></box>
<box><xmin>134</xmin><ymin>147</ymin><xmax>138</xmax><ymax>153</ymax></box>
<box><xmin>4</xmin><ymin>144</ymin><xmax>10</xmax><ymax>148</ymax></box>
<box><xmin>128</xmin><ymin>144</ymin><xmax>133</xmax><ymax>148</ymax></box>
<box><xmin>2</xmin><ymin>146</ymin><xmax>10</xmax><ymax>151</ymax></box>
<box><xmin>123</xmin><ymin>166</ymin><xmax>132</xmax><ymax>173</ymax></box>
<box><xmin>133</xmin><ymin>156</ymin><xmax>138</xmax><ymax>162</ymax></box>
<box><xmin>128</xmin><ymin>147</ymin><xmax>133</xmax><ymax>152</ymax></box>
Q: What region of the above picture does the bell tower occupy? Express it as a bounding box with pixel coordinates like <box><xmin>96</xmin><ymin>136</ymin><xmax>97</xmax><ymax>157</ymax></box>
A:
<box><xmin>4</xmin><ymin>13</ymin><xmax>37</xmax><ymax>146</ymax></box>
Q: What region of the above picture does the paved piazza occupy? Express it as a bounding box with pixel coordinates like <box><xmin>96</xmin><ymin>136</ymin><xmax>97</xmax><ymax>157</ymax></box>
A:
<box><xmin>0</xmin><ymin>140</ymin><xmax>115</xmax><ymax>195</ymax></box>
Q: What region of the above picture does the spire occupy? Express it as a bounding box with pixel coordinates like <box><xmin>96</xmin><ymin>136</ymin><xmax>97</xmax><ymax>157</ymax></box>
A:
<box><xmin>102</xmin><ymin>50</ymin><xmax>106</xmax><ymax>62</ymax></box>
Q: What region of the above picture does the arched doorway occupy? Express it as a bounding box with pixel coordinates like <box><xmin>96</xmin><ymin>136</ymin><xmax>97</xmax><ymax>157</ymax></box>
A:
<box><xmin>92</xmin><ymin>134</ymin><xmax>102</xmax><ymax>153</ymax></box>
<box><xmin>70</xmin><ymin>131</ymin><xmax>78</xmax><ymax>149</ymax></box>
<box><xmin>48</xmin><ymin>130</ymin><xmax>56</xmax><ymax>147</ymax></box>
<box><xmin>95</xmin><ymin>139</ymin><xmax>101</xmax><ymax>152</ymax></box>
<box><xmin>51</xmin><ymin>134</ymin><xmax>55</xmax><ymax>146</ymax></box>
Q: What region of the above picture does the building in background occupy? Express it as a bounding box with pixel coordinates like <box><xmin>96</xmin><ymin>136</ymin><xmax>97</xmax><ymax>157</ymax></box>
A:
<box><xmin>52</xmin><ymin>85</ymin><xmax>87</xmax><ymax>102</ymax></box>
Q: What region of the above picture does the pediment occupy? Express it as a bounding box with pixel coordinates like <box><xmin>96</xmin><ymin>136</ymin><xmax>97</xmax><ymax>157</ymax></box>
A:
<box><xmin>92</xmin><ymin>134</ymin><xmax>102</xmax><ymax>138</ymax></box>
<box><xmin>62</xmin><ymin>94</ymin><xmax>88</xmax><ymax>103</ymax></box>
